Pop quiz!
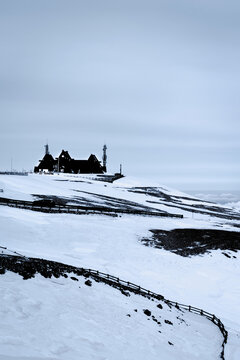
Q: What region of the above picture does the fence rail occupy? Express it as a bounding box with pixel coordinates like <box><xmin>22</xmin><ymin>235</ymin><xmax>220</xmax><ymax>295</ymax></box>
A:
<box><xmin>78</xmin><ymin>267</ymin><xmax>228</xmax><ymax>359</ymax></box>
<box><xmin>0</xmin><ymin>197</ymin><xmax>183</xmax><ymax>218</ymax></box>
<box><xmin>0</xmin><ymin>172</ymin><xmax>28</xmax><ymax>176</ymax></box>
<box><xmin>0</xmin><ymin>253</ymin><xmax>227</xmax><ymax>359</ymax></box>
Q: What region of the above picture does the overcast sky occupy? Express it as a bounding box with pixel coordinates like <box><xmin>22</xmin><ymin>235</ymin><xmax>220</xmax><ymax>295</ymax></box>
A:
<box><xmin>1</xmin><ymin>0</ymin><xmax>239</xmax><ymax>190</ymax></box>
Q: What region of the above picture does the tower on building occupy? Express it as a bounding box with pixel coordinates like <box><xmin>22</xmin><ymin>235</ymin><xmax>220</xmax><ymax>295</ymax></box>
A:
<box><xmin>102</xmin><ymin>144</ymin><xmax>107</xmax><ymax>172</ymax></box>
<box><xmin>45</xmin><ymin>143</ymin><xmax>49</xmax><ymax>155</ymax></box>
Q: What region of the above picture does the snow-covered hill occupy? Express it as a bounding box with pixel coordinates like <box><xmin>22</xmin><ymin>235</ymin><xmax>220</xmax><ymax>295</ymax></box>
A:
<box><xmin>0</xmin><ymin>173</ymin><xmax>239</xmax><ymax>221</ymax></box>
<box><xmin>0</xmin><ymin>173</ymin><xmax>240</xmax><ymax>359</ymax></box>
<box><xmin>0</xmin><ymin>270</ymin><xmax>222</xmax><ymax>360</ymax></box>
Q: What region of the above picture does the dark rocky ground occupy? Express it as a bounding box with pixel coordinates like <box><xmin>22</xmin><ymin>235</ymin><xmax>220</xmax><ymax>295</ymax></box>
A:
<box><xmin>0</xmin><ymin>254</ymin><xmax>171</xmax><ymax>324</ymax></box>
<box><xmin>1</xmin><ymin>184</ymin><xmax>240</xmax><ymax>221</ymax></box>
<box><xmin>128</xmin><ymin>187</ymin><xmax>240</xmax><ymax>221</ymax></box>
<box><xmin>32</xmin><ymin>187</ymin><xmax>240</xmax><ymax>221</ymax></box>
<box><xmin>0</xmin><ymin>254</ymin><xmax>156</xmax><ymax>299</ymax></box>
<box><xmin>0</xmin><ymin>254</ymin><xmax>186</xmax><ymax>349</ymax></box>
<box><xmin>141</xmin><ymin>228</ymin><xmax>240</xmax><ymax>257</ymax></box>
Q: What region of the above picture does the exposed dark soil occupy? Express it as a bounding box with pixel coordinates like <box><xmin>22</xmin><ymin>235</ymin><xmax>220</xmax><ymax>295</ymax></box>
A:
<box><xmin>0</xmin><ymin>255</ymin><xmax>160</xmax><ymax>300</ymax></box>
<box><xmin>71</xmin><ymin>190</ymin><xmax>165</xmax><ymax>212</ymax></box>
<box><xmin>141</xmin><ymin>228</ymin><xmax>240</xmax><ymax>257</ymax></box>
<box><xmin>128</xmin><ymin>187</ymin><xmax>240</xmax><ymax>221</ymax></box>
<box><xmin>32</xmin><ymin>195</ymin><xmax>69</xmax><ymax>206</ymax></box>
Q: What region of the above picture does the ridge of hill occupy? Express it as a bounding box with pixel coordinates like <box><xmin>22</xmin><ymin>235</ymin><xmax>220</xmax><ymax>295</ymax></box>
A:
<box><xmin>0</xmin><ymin>173</ymin><xmax>239</xmax><ymax>359</ymax></box>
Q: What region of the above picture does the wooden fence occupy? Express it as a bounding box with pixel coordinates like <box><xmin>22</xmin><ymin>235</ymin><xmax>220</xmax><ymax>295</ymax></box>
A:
<box><xmin>0</xmin><ymin>197</ymin><xmax>183</xmax><ymax>218</ymax></box>
<box><xmin>77</xmin><ymin>267</ymin><xmax>228</xmax><ymax>360</ymax></box>
<box><xmin>0</xmin><ymin>172</ymin><xmax>28</xmax><ymax>176</ymax></box>
<box><xmin>0</xmin><ymin>251</ymin><xmax>227</xmax><ymax>360</ymax></box>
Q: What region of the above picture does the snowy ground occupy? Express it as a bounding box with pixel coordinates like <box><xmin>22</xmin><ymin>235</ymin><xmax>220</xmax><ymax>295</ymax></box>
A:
<box><xmin>0</xmin><ymin>271</ymin><xmax>221</xmax><ymax>360</ymax></box>
<box><xmin>0</xmin><ymin>173</ymin><xmax>240</xmax><ymax>359</ymax></box>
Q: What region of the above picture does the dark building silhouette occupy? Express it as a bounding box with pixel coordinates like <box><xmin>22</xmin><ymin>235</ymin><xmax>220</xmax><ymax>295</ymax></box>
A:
<box><xmin>34</xmin><ymin>145</ymin><xmax>107</xmax><ymax>174</ymax></box>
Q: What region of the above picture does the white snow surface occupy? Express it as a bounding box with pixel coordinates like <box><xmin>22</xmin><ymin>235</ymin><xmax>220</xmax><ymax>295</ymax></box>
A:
<box><xmin>0</xmin><ymin>174</ymin><xmax>240</xmax><ymax>359</ymax></box>
<box><xmin>0</xmin><ymin>271</ymin><xmax>221</xmax><ymax>360</ymax></box>
<box><xmin>225</xmin><ymin>201</ymin><xmax>240</xmax><ymax>211</ymax></box>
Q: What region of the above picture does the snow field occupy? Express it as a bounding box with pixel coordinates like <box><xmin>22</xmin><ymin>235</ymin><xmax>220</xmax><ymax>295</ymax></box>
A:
<box><xmin>0</xmin><ymin>173</ymin><xmax>240</xmax><ymax>359</ymax></box>
<box><xmin>0</xmin><ymin>271</ymin><xmax>221</xmax><ymax>360</ymax></box>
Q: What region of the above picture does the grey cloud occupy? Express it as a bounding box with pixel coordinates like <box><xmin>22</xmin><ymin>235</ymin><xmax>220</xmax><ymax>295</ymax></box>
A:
<box><xmin>0</xmin><ymin>0</ymin><xmax>239</xmax><ymax>189</ymax></box>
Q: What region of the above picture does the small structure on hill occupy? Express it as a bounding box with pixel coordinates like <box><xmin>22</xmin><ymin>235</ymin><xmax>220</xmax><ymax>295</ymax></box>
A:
<box><xmin>34</xmin><ymin>144</ymin><xmax>107</xmax><ymax>174</ymax></box>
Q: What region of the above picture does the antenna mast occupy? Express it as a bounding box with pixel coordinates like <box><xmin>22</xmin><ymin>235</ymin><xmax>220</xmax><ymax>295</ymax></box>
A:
<box><xmin>45</xmin><ymin>143</ymin><xmax>49</xmax><ymax>155</ymax></box>
<box><xmin>102</xmin><ymin>144</ymin><xmax>107</xmax><ymax>171</ymax></box>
